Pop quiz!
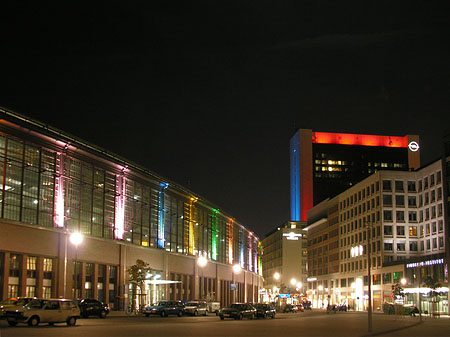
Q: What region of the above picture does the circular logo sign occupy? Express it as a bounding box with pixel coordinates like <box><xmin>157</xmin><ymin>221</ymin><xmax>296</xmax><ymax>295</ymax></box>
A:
<box><xmin>408</xmin><ymin>141</ymin><xmax>419</xmax><ymax>152</ymax></box>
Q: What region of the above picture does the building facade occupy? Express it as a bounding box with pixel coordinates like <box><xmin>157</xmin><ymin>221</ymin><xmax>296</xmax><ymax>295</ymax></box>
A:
<box><xmin>0</xmin><ymin>107</ymin><xmax>263</xmax><ymax>309</ymax></box>
<box><xmin>305</xmin><ymin>160</ymin><xmax>448</xmax><ymax>314</ymax></box>
<box><xmin>290</xmin><ymin>129</ymin><xmax>421</xmax><ymax>222</ymax></box>
<box><xmin>261</xmin><ymin>221</ymin><xmax>307</xmax><ymax>304</ymax></box>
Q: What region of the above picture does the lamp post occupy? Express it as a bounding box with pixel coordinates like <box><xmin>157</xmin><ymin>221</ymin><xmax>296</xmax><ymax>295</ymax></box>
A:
<box><xmin>69</xmin><ymin>232</ymin><xmax>83</xmax><ymax>299</ymax></box>
<box><xmin>197</xmin><ymin>255</ymin><xmax>208</xmax><ymax>300</ymax></box>
<box><xmin>318</xmin><ymin>285</ymin><xmax>324</xmax><ymax>308</ymax></box>
<box><xmin>366</xmin><ymin>223</ymin><xmax>372</xmax><ymax>333</ymax></box>
<box><xmin>273</xmin><ymin>272</ymin><xmax>281</xmax><ymax>309</ymax></box>
<box><xmin>232</xmin><ymin>264</ymin><xmax>241</xmax><ymax>303</ymax></box>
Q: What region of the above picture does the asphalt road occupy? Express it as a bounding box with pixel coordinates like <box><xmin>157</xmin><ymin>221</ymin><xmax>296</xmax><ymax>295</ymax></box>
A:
<box><xmin>0</xmin><ymin>310</ymin><xmax>449</xmax><ymax>337</ymax></box>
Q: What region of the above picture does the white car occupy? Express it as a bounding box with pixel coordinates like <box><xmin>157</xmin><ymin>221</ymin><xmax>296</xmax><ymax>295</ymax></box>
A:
<box><xmin>6</xmin><ymin>298</ymin><xmax>80</xmax><ymax>327</ymax></box>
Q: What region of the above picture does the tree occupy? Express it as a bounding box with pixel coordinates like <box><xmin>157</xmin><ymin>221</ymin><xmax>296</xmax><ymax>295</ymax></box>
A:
<box><xmin>127</xmin><ymin>259</ymin><xmax>153</xmax><ymax>310</ymax></box>
<box><xmin>391</xmin><ymin>282</ymin><xmax>404</xmax><ymax>302</ymax></box>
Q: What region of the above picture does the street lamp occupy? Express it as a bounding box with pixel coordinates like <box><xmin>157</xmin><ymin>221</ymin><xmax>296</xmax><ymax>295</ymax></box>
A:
<box><xmin>197</xmin><ymin>255</ymin><xmax>208</xmax><ymax>299</ymax></box>
<box><xmin>70</xmin><ymin>232</ymin><xmax>83</xmax><ymax>299</ymax></box>
<box><xmin>232</xmin><ymin>264</ymin><xmax>241</xmax><ymax>303</ymax></box>
<box><xmin>366</xmin><ymin>222</ymin><xmax>373</xmax><ymax>333</ymax></box>
<box><xmin>318</xmin><ymin>285</ymin><xmax>324</xmax><ymax>308</ymax></box>
<box><xmin>401</xmin><ymin>278</ymin><xmax>407</xmax><ymax>286</ymax></box>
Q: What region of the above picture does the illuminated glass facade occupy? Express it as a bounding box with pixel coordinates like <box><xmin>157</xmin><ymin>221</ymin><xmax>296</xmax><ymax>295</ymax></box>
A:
<box><xmin>0</xmin><ymin>108</ymin><xmax>261</xmax><ymax>274</ymax></box>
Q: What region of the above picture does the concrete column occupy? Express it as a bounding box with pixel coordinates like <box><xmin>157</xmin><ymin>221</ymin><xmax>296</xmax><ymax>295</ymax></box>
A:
<box><xmin>193</xmin><ymin>261</ymin><xmax>199</xmax><ymax>299</ymax></box>
<box><xmin>36</xmin><ymin>256</ymin><xmax>44</xmax><ymax>298</ymax></box>
<box><xmin>2</xmin><ymin>252</ymin><xmax>10</xmax><ymax>300</ymax></box>
<box><xmin>243</xmin><ymin>270</ymin><xmax>247</xmax><ymax>302</ymax></box>
<box><xmin>79</xmin><ymin>262</ymin><xmax>86</xmax><ymax>298</ymax></box>
<box><xmin>104</xmin><ymin>265</ymin><xmax>110</xmax><ymax>305</ymax></box>
<box><xmin>215</xmin><ymin>264</ymin><xmax>220</xmax><ymax>303</ymax></box>
<box><xmin>93</xmin><ymin>263</ymin><xmax>99</xmax><ymax>299</ymax></box>
<box><xmin>19</xmin><ymin>254</ymin><xmax>27</xmax><ymax>297</ymax></box>
<box><xmin>119</xmin><ymin>244</ymin><xmax>127</xmax><ymax>310</ymax></box>
<box><xmin>56</xmin><ymin>232</ymin><xmax>68</xmax><ymax>298</ymax></box>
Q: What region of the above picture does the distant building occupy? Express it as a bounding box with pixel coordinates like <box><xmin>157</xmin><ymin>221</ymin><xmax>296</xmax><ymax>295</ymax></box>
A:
<box><xmin>0</xmin><ymin>106</ymin><xmax>263</xmax><ymax>308</ymax></box>
<box><xmin>305</xmin><ymin>160</ymin><xmax>448</xmax><ymax>314</ymax></box>
<box><xmin>290</xmin><ymin>129</ymin><xmax>420</xmax><ymax>222</ymax></box>
<box><xmin>261</xmin><ymin>221</ymin><xmax>307</xmax><ymax>303</ymax></box>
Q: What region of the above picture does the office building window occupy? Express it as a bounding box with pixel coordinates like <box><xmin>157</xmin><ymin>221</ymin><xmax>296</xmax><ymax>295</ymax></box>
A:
<box><xmin>373</xmin><ymin>274</ymin><xmax>381</xmax><ymax>285</ymax></box>
<box><xmin>409</xmin><ymin>241</ymin><xmax>418</xmax><ymax>251</ymax></box>
<box><xmin>27</xmin><ymin>256</ymin><xmax>37</xmax><ymax>278</ymax></box>
<box><xmin>397</xmin><ymin>243</ymin><xmax>406</xmax><ymax>251</ymax></box>
<box><xmin>396</xmin><ymin>211</ymin><xmax>404</xmax><ymax>222</ymax></box>
<box><xmin>409</xmin><ymin>226</ymin><xmax>417</xmax><ymax>237</ymax></box>
<box><xmin>407</xmin><ymin>181</ymin><xmax>416</xmax><ymax>192</ymax></box>
<box><xmin>395</xmin><ymin>181</ymin><xmax>404</xmax><ymax>192</ymax></box>
<box><xmin>396</xmin><ymin>226</ymin><xmax>405</xmax><ymax>236</ymax></box>
<box><xmin>384</xmin><ymin>226</ymin><xmax>392</xmax><ymax>236</ymax></box>
<box><xmin>408</xmin><ymin>211</ymin><xmax>417</xmax><ymax>222</ymax></box>
<box><xmin>395</xmin><ymin>195</ymin><xmax>405</xmax><ymax>207</ymax></box>
<box><xmin>383</xmin><ymin>210</ymin><xmax>392</xmax><ymax>222</ymax></box>
<box><xmin>384</xmin><ymin>242</ymin><xmax>393</xmax><ymax>251</ymax></box>
<box><xmin>382</xmin><ymin>180</ymin><xmax>391</xmax><ymax>192</ymax></box>
<box><xmin>383</xmin><ymin>273</ymin><xmax>392</xmax><ymax>284</ymax></box>
<box><xmin>383</xmin><ymin>195</ymin><xmax>392</xmax><ymax>206</ymax></box>
<box><xmin>408</xmin><ymin>196</ymin><xmax>417</xmax><ymax>207</ymax></box>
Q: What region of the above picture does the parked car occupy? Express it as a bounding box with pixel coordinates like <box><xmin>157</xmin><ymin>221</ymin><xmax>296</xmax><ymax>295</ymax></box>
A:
<box><xmin>5</xmin><ymin>298</ymin><xmax>80</xmax><ymax>327</ymax></box>
<box><xmin>143</xmin><ymin>300</ymin><xmax>184</xmax><ymax>317</ymax></box>
<box><xmin>0</xmin><ymin>297</ymin><xmax>36</xmax><ymax>320</ymax></box>
<box><xmin>219</xmin><ymin>303</ymin><xmax>256</xmax><ymax>320</ymax></box>
<box><xmin>283</xmin><ymin>304</ymin><xmax>298</xmax><ymax>313</ymax></box>
<box><xmin>77</xmin><ymin>298</ymin><xmax>110</xmax><ymax>318</ymax></box>
<box><xmin>254</xmin><ymin>303</ymin><xmax>276</xmax><ymax>319</ymax></box>
<box><xmin>184</xmin><ymin>300</ymin><xmax>208</xmax><ymax>316</ymax></box>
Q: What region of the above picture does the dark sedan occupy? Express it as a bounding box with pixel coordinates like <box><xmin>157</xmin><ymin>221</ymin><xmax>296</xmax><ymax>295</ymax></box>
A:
<box><xmin>219</xmin><ymin>303</ymin><xmax>256</xmax><ymax>320</ymax></box>
<box><xmin>77</xmin><ymin>299</ymin><xmax>110</xmax><ymax>318</ymax></box>
<box><xmin>254</xmin><ymin>303</ymin><xmax>276</xmax><ymax>319</ymax></box>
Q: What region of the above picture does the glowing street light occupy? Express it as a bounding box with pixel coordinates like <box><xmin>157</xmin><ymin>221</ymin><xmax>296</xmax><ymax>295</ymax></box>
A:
<box><xmin>273</xmin><ymin>272</ymin><xmax>280</xmax><ymax>280</ymax></box>
<box><xmin>290</xmin><ymin>278</ymin><xmax>297</xmax><ymax>286</ymax></box>
<box><xmin>69</xmin><ymin>232</ymin><xmax>83</xmax><ymax>299</ymax></box>
<box><xmin>401</xmin><ymin>278</ymin><xmax>407</xmax><ymax>286</ymax></box>
<box><xmin>233</xmin><ymin>264</ymin><xmax>242</xmax><ymax>274</ymax></box>
<box><xmin>69</xmin><ymin>232</ymin><xmax>83</xmax><ymax>246</ymax></box>
<box><xmin>297</xmin><ymin>282</ymin><xmax>302</xmax><ymax>289</ymax></box>
<box><xmin>197</xmin><ymin>255</ymin><xmax>208</xmax><ymax>268</ymax></box>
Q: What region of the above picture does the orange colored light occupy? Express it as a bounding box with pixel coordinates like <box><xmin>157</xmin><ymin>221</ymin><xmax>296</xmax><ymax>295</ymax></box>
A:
<box><xmin>312</xmin><ymin>132</ymin><xmax>408</xmax><ymax>148</ymax></box>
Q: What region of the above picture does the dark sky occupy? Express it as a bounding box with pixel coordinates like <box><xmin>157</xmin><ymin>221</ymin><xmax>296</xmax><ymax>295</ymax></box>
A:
<box><xmin>1</xmin><ymin>1</ymin><xmax>449</xmax><ymax>238</ymax></box>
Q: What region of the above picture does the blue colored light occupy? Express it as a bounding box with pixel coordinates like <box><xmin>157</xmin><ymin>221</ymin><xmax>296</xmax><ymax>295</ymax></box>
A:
<box><xmin>290</xmin><ymin>131</ymin><xmax>301</xmax><ymax>221</ymax></box>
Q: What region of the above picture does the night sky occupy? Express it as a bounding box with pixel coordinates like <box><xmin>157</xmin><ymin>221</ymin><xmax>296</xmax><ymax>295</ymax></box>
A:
<box><xmin>1</xmin><ymin>1</ymin><xmax>449</xmax><ymax>238</ymax></box>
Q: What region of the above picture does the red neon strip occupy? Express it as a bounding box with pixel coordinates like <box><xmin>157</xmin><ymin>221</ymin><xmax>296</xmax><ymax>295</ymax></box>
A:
<box><xmin>312</xmin><ymin>132</ymin><xmax>408</xmax><ymax>148</ymax></box>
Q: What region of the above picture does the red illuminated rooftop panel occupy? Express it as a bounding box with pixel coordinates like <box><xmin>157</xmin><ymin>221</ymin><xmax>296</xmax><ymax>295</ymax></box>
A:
<box><xmin>312</xmin><ymin>132</ymin><xmax>408</xmax><ymax>148</ymax></box>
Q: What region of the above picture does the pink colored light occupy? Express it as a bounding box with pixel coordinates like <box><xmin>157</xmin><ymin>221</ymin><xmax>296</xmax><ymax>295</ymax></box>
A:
<box><xmin>55</xmin><ymin>176</ymin><xmax>64</xmax><ymax>227</ymax></box>
<box><xmin>115</xmin><ymin>175</ymin><xmax>125</xmax><ymax>240</ymax></box>
<box><xmin>54</xmin><ymin>153</ymin><xmax>64</xmax><ymax>228</ymax></box>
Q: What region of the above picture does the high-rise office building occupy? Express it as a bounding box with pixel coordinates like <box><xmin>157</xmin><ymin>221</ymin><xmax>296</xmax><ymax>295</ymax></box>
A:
<box><xmin>290</xmin><ymin>129</ymin><xmax>421</xmax><ymax>222</ymax></box>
